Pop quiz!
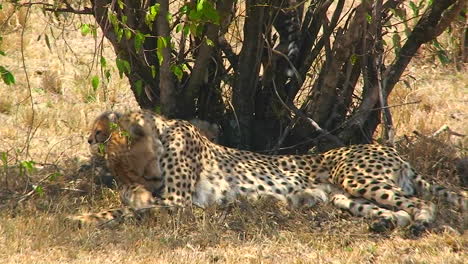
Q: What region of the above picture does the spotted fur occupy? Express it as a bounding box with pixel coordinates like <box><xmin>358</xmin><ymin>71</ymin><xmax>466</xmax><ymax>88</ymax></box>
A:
<box><xmin>71</xmin><ymin>110</ymin><xmax>467</xmax><ymax>234</ymax></box>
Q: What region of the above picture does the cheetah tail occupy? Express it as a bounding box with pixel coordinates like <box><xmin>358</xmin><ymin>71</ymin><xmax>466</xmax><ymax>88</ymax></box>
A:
<box><xmin>416</xmin><ymin>176</ymin><xmax>467</xmax><ymax>211</ymax></box>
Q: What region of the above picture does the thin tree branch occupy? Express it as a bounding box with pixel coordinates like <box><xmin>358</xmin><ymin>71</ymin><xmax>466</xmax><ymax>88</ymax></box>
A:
<box><xmin>383</xmin><ymin>0</ymin><xmax>459</xmax><ymax>96</ymax></box>
<box><xmin>19</xmin><ymin>1</ymin><xmax>93</xmax><ymax>14</ymax></box>
<box><xmin>272</xmin><ymin>80</ymin><xmax>344</xmax><ymax>148</ymax></box>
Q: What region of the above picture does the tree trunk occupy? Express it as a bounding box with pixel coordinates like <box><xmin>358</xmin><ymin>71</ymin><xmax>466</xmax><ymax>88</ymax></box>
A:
<box><xmin>78</xmin><ymin>0</ymin><xmax>464</xmax><ymax>151</ymax></box>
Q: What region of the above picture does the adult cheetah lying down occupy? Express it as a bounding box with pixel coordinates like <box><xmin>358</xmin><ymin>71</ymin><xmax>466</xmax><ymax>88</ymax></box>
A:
<box><xmin>82</xmin><ymin>112</ymin><xmax>220</xmax><ymax>189</ymax></box>
<box><xmin>70</xmin><ymin>110</ymin><xmax>467</xmax><ymax>234</ymax></box>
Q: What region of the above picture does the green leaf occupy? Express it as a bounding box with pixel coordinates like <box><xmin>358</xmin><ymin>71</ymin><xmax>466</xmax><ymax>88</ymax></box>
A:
<box><xmin>205</xmin><ymin>37</ymin><xmax>214</xmax><ymax>46</ymax></box>
<box><xmin>197</xmin><ymin>0</ymin><xmax>205</xmax><ymax>11</ymax></box>
<box><xmin>116</xmin><ymin>58</ymin><xmax>131</xmax><ymax>78</ymax></box>
<box><xmin>117</xmin><ymin>0</ymin><xmax>124</xmax><ymax>9</ymax></box>
<box><xmin>156</xmin><ymin>49</ymin><xmax>163</xmax><ymax>65</ymax></box>
<box><xmin>81</xmin><ymin>23</ymin><xmax>91</xmax><ymax>36</ymax></box>
<box><xmin>1</xmin><ymin>152</ymin><xmax>7</xmax><ymax>165</ymax></box>
<box><xmin>108</xmin><ymin>12</ymin><xmax>118</xmax><ymax>28</ymax></box>
<box><xmin>150</xmin><ymin>4</ymin><xmax>160</xmax><ymax>16</ymax></box>
<box><xmin>183</xmin><ymin>25</ymin><xmax>190</xmax><ymax>37</ymax></box>
<box><xmin>135</xmin><ymin>80</ymin><xmax>143</xmax><ymax>96</ymax></box>
<box><xmin>179</xmin><ymin>5</ymin><xmax>189</xmax><ymax>15</ymax></box>
<box><xmin>166</xmin><ymin>13</ymin><xmax>173</xmax><ymax>23</ymax></box>
<box><xmin>153</xmin><ymin>105</ymin><xmax>162</xmax><ymax>114</ymax></box>
<box><xmin>189</xmin><ymin>9</ymin><xmax>202</xmax><ymax>21</ymax></box>
<box><xmin>0</xmin><ymin>51</ymin><xmax>5</xmax><ymax>56</ymax></box>
<box><xmin>34</xmin><ymin>185</ymin><xmax>44</xmax><ymax>196</ymax></box>
<box><xmin>98</xmin><ymin>143</ymin><xmax>106</xmax><ymax>155</ymax></box>
<box><xmin>100</xmin><ymin>56</ymin><xmax>107</xmax><ymax>68</ymax></box>
<box><xmin>189</xmin><ymin>23</ymin><xmax>199</xmax><ymax>36</ymax></box>
<box><xmin>171</xmin><ymin>65</ymin><xmax>183</xmax><ymax>81</ymax></box>
<box><xmin>350</xmin><ymin>54</ymin><xmax>358</xmax><ymax>65</ymax></box>
<box><xmin>156</xmin><ymin>37</ymin><xmax>168</xmax><ymax>65</ymax></box>
<box><xmin>44</xmin><ymin>34</ymin><xmax>52</xmax><ymax>51</ymax></box>
<box><xmin>117</xmin><ymin>28</ymin><xmax>124</xmax><ymax>42</ymax></box>
<box><xmin>365</xmin><ymin>13</ymin><xmax>372</xmax><ymax>24</ymax></box>
<box><xmin>105</xmin><ymin>69</ymin><xmax>111</xmax><ymax>81</ymax></box>
<box><xmin>157</xmin><ymin>36</ymin><xmax>168</xmax><ymax>49</ymax></box>
<box><xmin>176</xmin><ymin>23</ymin><xmax>184</xmax><ymax>33</ymax></box>
<box><xmin>134</xmin><ymin>31</ymin><xmax>147</xmax><ymax>52</ymax></box>
<box><xmin>202</xmin><ymin>2</ymin><xmax>220</xmax><ymax>24</ymax></box>
<box><xmin>432</xmin><ymin>40</ymin><xmax>451</xmax><ymax>64</ymax></box>
<box><xmin>0</xmin><ymin>66</ymin><xmax>15</xmax><ymax>85</ymax></box>
<box><xmin>48</xmin><ymin>172</ymin><xmax>61</xmax><ymax>181</ymax></box>
<box><xmin>20</xmin><ymin>160</ymin><xmax>36</xmax><ymax>174</ymax></box>
<box><xmin>432</xmin><ymin>39</ymin><xmax>442</xmax><ymax>49</ymax></box>
<box><xmin>145</xmin><ymin>3</ymin><xmax>160</xmax><ymax>29</ymax></box>
<box><xmin>381</xmin><ymin>38</ymin><xmax>387</xmax><ymax>46</ymax></box>
<box><xmin>91</xmin><ymin>76</ymin><xmax>99</xmax><ymax>91</ymax></box>
<box><xmin>409</xmin><ymin>1</ymin><xmax>418</xmax><ymax>16</ymax></box>
<box><xmin>109</xmin><ymin>122</ymin><xmax>119</xmax><ymax>130</ymax></box>
<box><xmin>125</xmin><ymin>29</ymin><xmax>132</xmax><ymax>40</ymax></box>
<box><xmin>150</xmin><ymin>65</ymin><xmax>157</xmax><ymax>78</ymax></box>
<box><xmin>392</xmin><ymin>33</ymin><xmax>401</xmax><ymax>56</ymax></box>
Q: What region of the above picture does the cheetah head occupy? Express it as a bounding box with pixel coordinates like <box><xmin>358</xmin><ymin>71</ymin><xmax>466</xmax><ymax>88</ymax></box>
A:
<box><xmin>189</xmin><ymin>119</ymin><xmax>220</xmax><ymax>143</ymax></box>
<box><xmin>88</xmin><ymin>111</ymin><xmax>122</xmax><ymax>155</ymax></box>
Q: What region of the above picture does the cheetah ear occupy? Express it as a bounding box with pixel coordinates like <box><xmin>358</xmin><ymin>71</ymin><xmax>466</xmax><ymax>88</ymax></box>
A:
<box><xmin>107</xmin><ymin>112</ymin><xmax>122</xmax><ymax>123</ymax></box>
<box><xmin>211</xmin><ymin>123</ymin><xmax>220</xmax><ymax>135</ymax></box>
<box><xmin>128</xmin><ymin>124</ymin><xmax>146</xmax><ymax>139</ymax></box>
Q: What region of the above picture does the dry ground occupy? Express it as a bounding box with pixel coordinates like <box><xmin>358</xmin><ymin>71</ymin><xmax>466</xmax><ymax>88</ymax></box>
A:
<box><xmin>0</xmin><ymin>4</ymin><xmax>467</xmax><ymax>264</ymax></box>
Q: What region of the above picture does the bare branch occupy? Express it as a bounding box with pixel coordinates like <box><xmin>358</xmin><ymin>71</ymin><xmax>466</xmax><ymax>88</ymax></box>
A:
<box><xmin>19</xmin><ymin>1</ymin><xmax>93</xmax><ymax>14</ymax></box>
<box><xmin>272</xmin><ymin>81</ymin><xmax>344</xmax><ymax>148</ymax></box>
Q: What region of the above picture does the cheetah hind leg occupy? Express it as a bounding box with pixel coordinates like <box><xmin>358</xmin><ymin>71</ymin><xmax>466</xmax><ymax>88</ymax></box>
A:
<box><xmin>330</xmin><ymin>190</ymin><xmax>412</xmax><ymax>232</ymax></box>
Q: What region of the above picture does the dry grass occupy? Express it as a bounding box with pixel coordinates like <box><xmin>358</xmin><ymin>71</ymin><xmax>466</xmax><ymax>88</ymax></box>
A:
<box><xmin>0</xmin><ymin>5</ymin><xmax>467</xmax><ymax>264</ymax></box>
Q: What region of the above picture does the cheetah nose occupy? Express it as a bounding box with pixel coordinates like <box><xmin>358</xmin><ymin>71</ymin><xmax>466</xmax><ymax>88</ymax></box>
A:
<box><xmin>88</xmin><ymin>138</ymin><xmax>93</xmax><ymax>144</ymax></box>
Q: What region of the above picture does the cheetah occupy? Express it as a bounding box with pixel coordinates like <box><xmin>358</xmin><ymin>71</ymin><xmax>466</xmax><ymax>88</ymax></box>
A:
<box><xmin>81</xmin><ymin>113</ymin><xmax>220</xmax><ymax>189</ymax></box>
<box><xmin>71</xmin><ymin>110</ymin><xmax>466</xmax><ymax>234</ymax></box>
<box><xmin>88</xmin><ymin>111</ymin><xmax>165</xmax><ymax>197</ymax></box>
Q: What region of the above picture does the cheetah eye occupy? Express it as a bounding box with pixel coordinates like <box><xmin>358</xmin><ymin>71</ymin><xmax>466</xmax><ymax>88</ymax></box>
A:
<box><xmin>95</xmin><ymin>130</ymin><xmax>101</xmax><ymax>136</ymax></box>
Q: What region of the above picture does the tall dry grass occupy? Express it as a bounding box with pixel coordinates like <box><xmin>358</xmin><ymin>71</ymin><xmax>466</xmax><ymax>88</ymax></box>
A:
<box><xmin>0</xmin><ymin>4</ymin><xmax>467</xmax><ymax>264</ymax></box>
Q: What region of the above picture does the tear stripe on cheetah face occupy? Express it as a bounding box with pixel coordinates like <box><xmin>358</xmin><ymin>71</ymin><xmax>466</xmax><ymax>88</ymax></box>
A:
<box><xmin>72</xmin><ymin>110</ymin><xmax>467</xmax><ymax>231</ymax></box>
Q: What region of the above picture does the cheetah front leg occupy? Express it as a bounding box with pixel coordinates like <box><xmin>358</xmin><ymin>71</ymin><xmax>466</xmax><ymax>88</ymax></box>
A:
<box><xmin>67</xmin><ymin>184</ymin><xmax>161</xmax><ymax>226</ymax></box>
